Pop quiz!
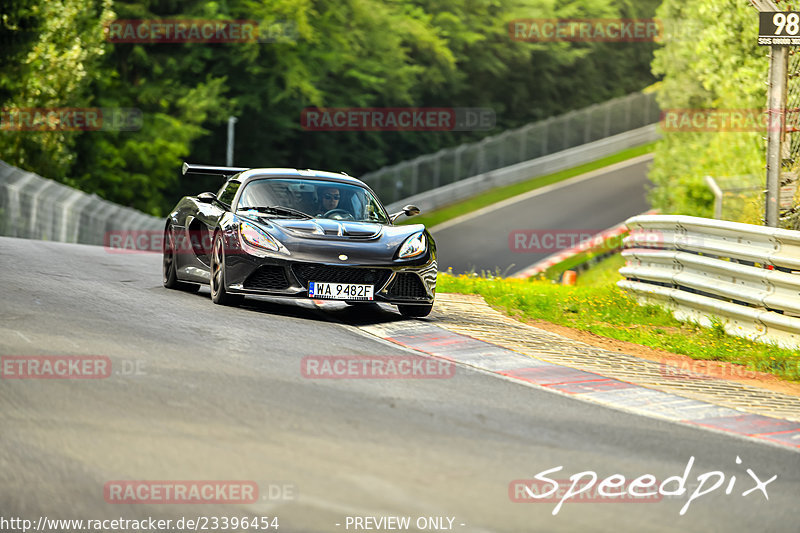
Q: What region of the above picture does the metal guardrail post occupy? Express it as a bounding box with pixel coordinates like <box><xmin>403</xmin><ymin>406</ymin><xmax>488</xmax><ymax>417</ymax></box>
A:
<box><xmin>751</xmin><ymin>0</ymin><xmax>785</xmax><ymax>227</ymax></box>
<box><xmin>766</xmin><ymin>45</ymin><xmax>788</xmax><ymax>227</ymax></box>
<box><xmin>624</xmin><ymin>96</ymin><xmax>633</xmax><ymax>131</ymax></box>
<box><xmin>705</xmin><ymin>176</ymin><xmax>724</xmax><ymax>219</ymax></box>
<box><xmin>542</xmin><ymin>118</ymin><xmax>551</xmax><ymax>155</ymax></box>
<box><xmin>519</xmin><ymin>124</ymin><xmax>531</xmax><ymax>161</ymax></box>
<box><xmin>411</xmin><ymin>159</ymin><xmax>419</xmax><ymax>196</ymax></box>
<box><xmin>584</xmin><ymin>106</ymin><xmax>593</xmax><ymax>144</ymax></box>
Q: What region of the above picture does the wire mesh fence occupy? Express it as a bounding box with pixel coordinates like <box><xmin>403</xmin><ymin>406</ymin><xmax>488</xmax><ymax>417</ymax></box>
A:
<box><xmin>0</xmin><ymin>159</ymin><xmax>163</xmax><ymax>245</ymax></box>
<box><xmin>360</xmin><ymin>92</ymin><xmax>660</xmax><ymax>204</ymax></box>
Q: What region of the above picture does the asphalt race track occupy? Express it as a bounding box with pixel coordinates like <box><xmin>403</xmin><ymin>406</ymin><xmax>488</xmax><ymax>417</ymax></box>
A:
<box><xmin>432</xmin><ymin>155</ymin><xmax>653</xmax><ymax>276</ymax></box>
<box><xmin>1</xmin><ymin>236</ymin><xmax>798</xmax><ymax>532</ymax></box>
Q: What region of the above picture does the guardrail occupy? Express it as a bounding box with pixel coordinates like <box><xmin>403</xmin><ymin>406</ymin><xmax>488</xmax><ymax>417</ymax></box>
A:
<box><xmin>0</xmin><ymin>159</ymin><xmax>163</xmax><ymax>245</ymax></box>
<box><xmin>618</xmin><ymin>214</ymin><xmax>800</xmax><ymax>349</ymax></box>
<box><xmin>364</xmin><ymin>91</ymin><xmax>660</xmax><ymax>206</ymax></box>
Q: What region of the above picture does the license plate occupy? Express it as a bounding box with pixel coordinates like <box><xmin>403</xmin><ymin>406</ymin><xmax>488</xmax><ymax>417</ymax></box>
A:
<box><xmin>308</xmin><ymin>281</ymin><xmax>374</xmax><ymax>300</ymax></box>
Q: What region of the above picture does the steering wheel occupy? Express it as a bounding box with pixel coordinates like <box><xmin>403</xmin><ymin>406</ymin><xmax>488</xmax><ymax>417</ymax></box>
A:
<box><xmin>322</xmin><ymin>209</ymin><xmax>354</xmax><ymax>220</ymax></box>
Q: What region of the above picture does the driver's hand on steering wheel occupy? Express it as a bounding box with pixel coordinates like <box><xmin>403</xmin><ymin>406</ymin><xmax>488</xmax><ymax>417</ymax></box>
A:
<box><xmin>322</xmin><ymin>208</ymin><xmax>354</xmax><ymax>220</ymax></box>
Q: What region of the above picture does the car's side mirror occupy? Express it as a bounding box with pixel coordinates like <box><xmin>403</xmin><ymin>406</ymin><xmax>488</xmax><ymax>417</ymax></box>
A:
<box><xmin>389</xmin><ymin>204</ymin><xmax>421</xmax><ymax>223</ymax></box>
<box><xmin>197</xmin><ymin>192</ymin><xmax>216</xmax><ymax>203</ymax></box>
<box><xmin>403</xmin><ymin>204</ymin><xmax>420</xmax><ymax>216</ymax></box>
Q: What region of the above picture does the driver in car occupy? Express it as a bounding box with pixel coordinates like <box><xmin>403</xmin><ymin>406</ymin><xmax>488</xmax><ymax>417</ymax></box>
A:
<box><xmin>317</xmin><ymin>186</ymin><xmax>343</xmax><ymax>217</ymax></box>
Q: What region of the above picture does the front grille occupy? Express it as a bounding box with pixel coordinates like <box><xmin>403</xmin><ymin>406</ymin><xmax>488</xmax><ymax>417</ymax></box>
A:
<box><xmin>387</xmin><ymin>273</ymin><xmax>428</xmax><ymax>299</ymax></box>
<box><xmin>244</xmin><ymin>266</ymin><xmax>290</xmax><ymax>290</ymax></box>
<box><xmin>291</xmin><ymin>264</ymin><xmax>392</xmax><ymax>288</ymax></box>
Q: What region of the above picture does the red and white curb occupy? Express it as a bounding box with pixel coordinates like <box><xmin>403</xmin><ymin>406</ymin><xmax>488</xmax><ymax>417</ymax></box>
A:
<box><xmin>358</xmin><ymin>320</ymin><xmax>800</xmax><ymax>451</ymax></box>
<box><xmin>511</xmin><ymin>209</ymin><xmax>659</xmax><ymax>279</ymax></box>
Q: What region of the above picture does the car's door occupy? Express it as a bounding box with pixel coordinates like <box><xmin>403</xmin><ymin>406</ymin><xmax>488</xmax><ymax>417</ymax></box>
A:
<box><xmin>189</xmin><ymin>180</ymin><xmax>240</xmax><ymax>266</ymax></box>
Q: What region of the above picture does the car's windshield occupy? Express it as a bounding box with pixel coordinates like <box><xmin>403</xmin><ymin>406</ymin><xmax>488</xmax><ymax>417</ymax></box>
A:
<box><xmin>236</xmin><ymin>178</ymin><xmax>390</xmax><ymax>223</ymax></box>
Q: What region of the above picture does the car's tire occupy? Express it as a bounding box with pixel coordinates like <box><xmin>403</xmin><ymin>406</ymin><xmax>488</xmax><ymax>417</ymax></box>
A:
<box><xmin>210</xmin><ymin>231</ymin><xmax>244</xmax><ymax>306</ymax></box>
<box><xmin>163</xmin><ymin>225</ymin><xmax>200</xmax><ymax>293</ymax></box>
<box><xmin>397</xmin><ymin>303</ymin><xmax>433</xmax><ymax>318</ymax></box>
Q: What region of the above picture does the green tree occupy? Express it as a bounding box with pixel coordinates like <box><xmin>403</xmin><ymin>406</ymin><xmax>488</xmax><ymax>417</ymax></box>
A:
<box><xmin>71</xmin><ymin>0</ymin><xmax>232</xmax><ymax>214</ymax></box>
<box><xmin>649</xmin><ymin>0</ymin><xmax>767</xmax><ymax>218</ymax></box>
<box><xmin>0</xmin><ymin>0</ymin><xmax>114</xmax><ymax>179</ymax></box>
<box><xmin>2</xmin><ymin>0</ymin><xmax>660</xmax><ymax>216</ymax></box>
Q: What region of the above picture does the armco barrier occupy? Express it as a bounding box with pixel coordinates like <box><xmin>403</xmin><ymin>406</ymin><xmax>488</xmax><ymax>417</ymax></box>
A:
<box><xmin>0</xmin><ymin>159</ymin><xmax>163</xmax><ymax>245</ymax></box>
<box><xmin>618</xmin><ymin>214</ymin><xmax>800</xmax><ymax>349</ymax></box>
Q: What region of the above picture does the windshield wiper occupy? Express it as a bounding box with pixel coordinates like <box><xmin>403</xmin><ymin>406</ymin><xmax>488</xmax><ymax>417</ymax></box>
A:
<box><xmin>239</xmin><ymin>205</ymin><xmax>312</xmax><ymax>219</ymax></box>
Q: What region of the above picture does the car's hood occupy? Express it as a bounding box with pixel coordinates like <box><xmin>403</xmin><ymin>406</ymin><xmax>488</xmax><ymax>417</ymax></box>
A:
<box><xmin>236</xmin><ymin>214</ymin><xmax>429</xmax><ymax>264</ymax></box>
<box><xmin>271</xmin><ymin>218</ymin><xmax>383</xmax><ymax>239</ymax></box>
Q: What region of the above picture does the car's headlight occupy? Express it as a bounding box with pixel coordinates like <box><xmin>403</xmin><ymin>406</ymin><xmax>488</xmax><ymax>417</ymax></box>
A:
<box><xmin>239</xmin><ymin>221</ymin><xmax>281</xmax><ymax>252</ymax></box>
<box><xmin>397</xmin><ymin>232</ymin><xmax>426</xmax><ymax>259</ymax></box>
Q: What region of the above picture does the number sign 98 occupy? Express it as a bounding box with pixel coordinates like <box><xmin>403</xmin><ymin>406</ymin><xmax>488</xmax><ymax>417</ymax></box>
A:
<box><xmin>774</xmin><ymin>12</ymin><xmax>800</xmax><ymax>36</ymax></box>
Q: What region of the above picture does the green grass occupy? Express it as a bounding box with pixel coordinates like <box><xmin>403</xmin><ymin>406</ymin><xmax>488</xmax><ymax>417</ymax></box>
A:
<box><xmin>403</xmin><ymin>143</ymin><xmax>655</xmax><ymax>228</ymax></box>
<box><xmin>574</xmin><ymin>253</ymin><xmax>626</xmax><ymax>287</ymax></box>
<box><xmin>437</xmin><ymin>269</ymin><xmax>800</xmax><ymax>382</ymax></box>
<box><xmin>536</xmin><ymin>233</ymin><xmax>627</xmax><ymax>281</ymax></box>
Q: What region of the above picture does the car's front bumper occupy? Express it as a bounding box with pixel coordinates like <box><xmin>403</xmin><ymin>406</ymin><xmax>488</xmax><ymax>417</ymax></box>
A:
<box><xmin>222</xmin><ymin>234</ymin><xmax>437</xmax><ymax>305</ymax></box>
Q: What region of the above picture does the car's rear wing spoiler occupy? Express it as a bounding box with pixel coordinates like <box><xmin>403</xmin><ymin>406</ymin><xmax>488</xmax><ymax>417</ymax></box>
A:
<box><xmin>182</xmin><ymin>162</ymin><xmax>249</xmax><ymax>178</ymax></box>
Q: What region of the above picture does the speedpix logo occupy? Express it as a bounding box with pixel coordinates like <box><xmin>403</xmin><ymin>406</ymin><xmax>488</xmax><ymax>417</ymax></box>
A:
<box><xmin>512</xmin><ymin>456</ymin><xmax>777</xmax><ymax>516</ymax></box>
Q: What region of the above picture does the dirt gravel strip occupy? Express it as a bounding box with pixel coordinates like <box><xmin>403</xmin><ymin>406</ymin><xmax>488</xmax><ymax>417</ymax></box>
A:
<box><xmin>356</xmin><ymin>293</ymin><xmax>800</xmax><ymax>451</ymax></box>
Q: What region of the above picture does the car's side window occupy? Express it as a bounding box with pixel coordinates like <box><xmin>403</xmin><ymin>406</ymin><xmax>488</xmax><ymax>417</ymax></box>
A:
<box><xmin>216</xmin><ymin>180</ymin><xmax>241</xmax><ymax>208</ymax></box>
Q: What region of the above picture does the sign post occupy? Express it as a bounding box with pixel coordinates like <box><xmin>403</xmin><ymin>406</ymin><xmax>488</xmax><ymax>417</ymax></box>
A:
<box><xmin>755</xmin><ymin>3</ymin><xmax>792</xmax><ymax>227</ymax></box>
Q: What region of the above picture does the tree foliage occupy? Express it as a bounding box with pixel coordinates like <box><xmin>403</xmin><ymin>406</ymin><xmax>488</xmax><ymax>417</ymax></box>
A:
<box><xmin>2</xmin><ymin>0</ymin><xmax>659</xmax><ymax>215</ymax></box>
<box><xmin>0</xmin><ymin>0</ymin><xmax>114</xmax><ymax>179</ymax></box>
<box><xmin>649</xmin><ymin>0</ymin><xmax>767</xmax><ymax>218</ymax></box>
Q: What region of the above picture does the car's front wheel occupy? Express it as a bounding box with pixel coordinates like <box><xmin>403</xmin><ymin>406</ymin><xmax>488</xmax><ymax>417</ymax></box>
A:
<box><xmin>163</xmin><ymin>225</ymin><xmax>200</xmax><ymax>293</ymax></box>
<box><xmin>397</xmin><ymin>303</ymin><xmax>433</xmax><ymax>318</ymax></box>
<box><xmin>210</xmin><ymin>232</ymin><xmax>244</xmax><ymax>306</ymax></box>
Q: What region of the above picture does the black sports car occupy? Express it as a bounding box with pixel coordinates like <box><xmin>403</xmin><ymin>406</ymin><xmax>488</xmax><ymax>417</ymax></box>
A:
<box><xmin>162</xmin><ymin>163</ymin><xmax>437</xmax><ymax>317</ymax></box>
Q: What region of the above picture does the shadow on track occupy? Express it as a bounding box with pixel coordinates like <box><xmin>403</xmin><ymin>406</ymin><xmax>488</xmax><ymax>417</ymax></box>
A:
<box><xmin>161</xmin><ymin>285</ymin><xmax>429</xmax><ymax>327</ymax></box>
